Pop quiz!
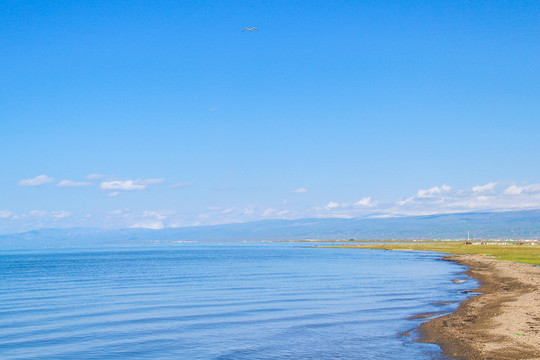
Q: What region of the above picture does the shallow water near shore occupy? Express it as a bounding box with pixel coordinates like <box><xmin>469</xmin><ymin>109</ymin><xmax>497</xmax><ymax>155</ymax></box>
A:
<box><xmin>0</xmin><ymin>243</ymin><xmax>476</xmax><ymax>359</ymax></box>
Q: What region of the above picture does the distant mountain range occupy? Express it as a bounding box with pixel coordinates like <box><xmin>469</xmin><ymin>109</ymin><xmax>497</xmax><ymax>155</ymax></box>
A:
<box><xmin>1</xmin><ymin>209</ymin><xmax>540</xmax><ymax>249</ymax></box>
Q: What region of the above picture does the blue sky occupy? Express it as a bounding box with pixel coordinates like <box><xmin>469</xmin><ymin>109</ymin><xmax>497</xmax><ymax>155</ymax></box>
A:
<box><xmin>1</xmin><ymin>0</ymin><xmax>540</xmax><ymax>233</ymax></box>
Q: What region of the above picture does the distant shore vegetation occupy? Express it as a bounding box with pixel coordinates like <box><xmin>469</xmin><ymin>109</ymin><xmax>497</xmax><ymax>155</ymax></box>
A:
<box><xmin>323</xmin><ymin>240</ymin><xmax>540</xmax><ymax>266</ymax></box>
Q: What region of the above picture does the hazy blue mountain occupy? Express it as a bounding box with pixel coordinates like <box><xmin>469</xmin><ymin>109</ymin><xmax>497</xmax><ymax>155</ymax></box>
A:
<box><xmin>1</xmin><ymin>209</ymin><xmax>540</xmax><ymax>249</ymax></box>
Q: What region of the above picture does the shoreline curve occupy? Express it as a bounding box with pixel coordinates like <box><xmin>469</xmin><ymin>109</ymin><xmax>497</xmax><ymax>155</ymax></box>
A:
<box><xmin>419</xmin><ymin>254</ymin><xmax>540</xmax><ymax>360</ymax></box>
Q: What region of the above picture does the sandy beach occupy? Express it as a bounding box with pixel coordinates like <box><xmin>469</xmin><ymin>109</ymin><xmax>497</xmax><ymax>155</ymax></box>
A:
<box><xmin>420</xmin><ymin>254</ymin><xmax>540</xmax><ymax>360</ymax></box>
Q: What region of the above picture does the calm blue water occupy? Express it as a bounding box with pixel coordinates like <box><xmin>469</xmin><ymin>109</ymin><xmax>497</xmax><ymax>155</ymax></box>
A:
<box><xmin>0</xmin><ymin>243</ymin><xmax>475</xmax><ymax>359</ymax></box>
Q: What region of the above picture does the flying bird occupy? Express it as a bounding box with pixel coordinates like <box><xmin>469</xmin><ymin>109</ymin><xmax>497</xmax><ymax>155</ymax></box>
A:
<box><xmin>243</xmin><ymin>27</ymin><xmax>258</xmax><ymax>32</ymax></box>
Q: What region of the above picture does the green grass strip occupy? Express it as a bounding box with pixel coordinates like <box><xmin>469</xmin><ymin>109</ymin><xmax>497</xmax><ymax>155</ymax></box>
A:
<box><xmin>330</xmin><ymin>242</ymin><xmax>540</xmax><ymax>265</ymax></box>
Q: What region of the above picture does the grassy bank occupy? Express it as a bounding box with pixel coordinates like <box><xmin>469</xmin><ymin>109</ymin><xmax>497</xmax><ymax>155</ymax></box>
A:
<box><xmin>330</xmin><ymin>241</ymin><xmax>540</xmax><ymax>265</ymax></box>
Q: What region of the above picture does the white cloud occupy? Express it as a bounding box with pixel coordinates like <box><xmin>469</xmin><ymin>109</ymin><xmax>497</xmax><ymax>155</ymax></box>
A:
<box><xmin>262</xmin><ymin>209</ymin><xmax>273</xmax><ymax>216</ymax></box>
<box><xmin>130</xmin><ymin>221</ymin><xmax>164</xmax><ymax>230</ymax></box>
<box><xmin>504</xmin><ymin>184</ymin><xmax>540</xmax><ymax>196</ymax></box>
<box><xmin>30</xmin><ymin>210</ymin><xmax>48</xmax><ymax>217</ymax></box>
<box><xmin>100</xmin><ymin>178</ymin><xmax>164</xmax><ymax>191</ymax></box>
<box><xmin>325</xmin><ymin>201</ymin><xmax>340</xmax><ymax>209</ymax></box>
<box><xmin>472</xmin><ymin>182</ymin><xmax>497</xmax><ymax>193</ymax></box>
<box><xmin>416</xmin><ymin>185</ymin><xmax>451</xmax><ymax>198</ymax></box>
<box><xmin>504</xmin><ymin>185</ymin><xmax>522</xmax><ymax>195</ymax></box>
<box><xmin>102</xmin><ymin>209</ymin><xmax>176</xmax><ymax>229</ymax></box>
<box><xmin>291</xmin><ymin>188</ymin><xmax>307</xmax><ymax>193</ymax></box>
<box><xmin>394</xmin><ymin>185</ymin><xmax>461</xmax><ymax>211</ymax></box>
<box><xmin>57</xmin><ymin>180</ymin><xmax>93</xmax><ymax>187</ymax></box>
<box><xmin>394</xmin><ymin>185</ymin><xmax>452</xmax><ymax>206</ymax></box>
<box><xmin>0</xmin><ymin>210</ymin><xmax>13</xmax><ymax>219</ymax></box>
<box><xmin>28</xmin><ymin>210</ymin><xmax>71</xmax><ymax>219</ymax></box>
<box><xmin>524</xmin><ymin>184</ymin><xmax>540</xmax><ymax>193</ymax></box>
<box><xmin>52</xmin><ymin>211</ymin><xmax>71</xmax><ymax>219</ymax></box>
<box><xmin>355</xmin><ymin>197</ymin><xmax>375</xmax><ymax>207</ymax></box>
<box><xmin>309</xmin><ymin>198</ymin><xmax>378</xmax><ymax>218</ymax></box>
<box><xmin>10</xmin><ymin>178</ymin><xmax>540</xmax><ymax>230</ymax></box>
<box><xmin>387</xmin><ymin>181</ymin><xmax>540</xmax><ymax>216</ymax></box>
<box><xmin>17</xmin><ymin>175</ymin><xmax>54</xmax><ymax>187</ymax></box>
<box><xmin>142</xmin><ymin>210</ymin><xmax>174</xmax><ymax>220</ymax></box>
<box><xmin>101</xmin><ymin>180</ymin><xmax>144</xmax><ymax>191</ymax></box>
<box><xmin>396</xmin><ymin>196</ymin><xmax>415</xmax><ymax>206</ymax></box>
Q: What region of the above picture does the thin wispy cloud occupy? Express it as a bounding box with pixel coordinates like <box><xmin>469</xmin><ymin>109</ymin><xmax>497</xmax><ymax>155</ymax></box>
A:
<box><xmin>472</xmin><ymin>182</ymin><xmax>497</xmax><ymax>193</ymax></box>
<box><xmin>86</xmin><ymin>174</ymin><xmax>106</xmax><ymax>180</ymax></box>
<box><xmin>138</xmin><ymin>178</ymin><xmax>164</xmax><ymax>185</ymax></box>
<box><xmin>397</xmin><ymin>185</ymin><xmax>451</xmax><ymax>206</ymax></box>
<box><xmin>169</xmin><ymin>182</ymin><xmax>193</xmax><ymax>189</ymax></box>
<box><xmin>29</xmin><ymin>210</ymin><xmax>48</xmax><ymax>217</ymax></box>
<box><xmin>291</xmin><ymin>188</ymin><xmax>307</xmax><ymax>193</ymax></box>
<box><xmin>503</xmin><ymin>184</ymin><xmax>540</xmax><ymax>196</ymax></box>
<box><xmin>310</xmin><ymin>198</ymin><xmax>378</xmax><ymax>218</ymax></box>
<box><xmin>355</xmin><ymin>197</ymin><xmax>376</xmax><ymax>207</ymax></box>
<box><xmin>262</xmin><ymin>208</ymin><xmax>290</xmax><ymax>217</ymax></box>
<box><xmin>416</xmin><ymin>185</ymin><xmax>451</xmax><ymax>199</ymax></box>
<box><xmin>0</xmin><ymin>210</ymin><xmax>14</xmax><ymax>219</ymax></box>
<box><xmin>57</xmin><ymin>180</ymin><xmax>93</xmax><ymax>187</ymax></box>
<box><xmin>28</xmin><ymin>210</ymin><xmax>71</xmax><ymax>219</ymax></box>
<box><xmin>17</xmin><ymin>175</ymin><xmax>54</xmax><ymax>187</ymax></box>
<box><xmin>101</xmin><ymin>209</ymin><xmax>177</xmax><ymax>230</ymax></box>
<box><xmin>103</xmin><ymin>209</ymin><xmax>173</xmax><ymax>229</ymax></box>
<box><xmin>52</xmin><ymin>211</ymin><xmax>71</xmax><ymax>219</ymax></box>
<box><xmin>0</xmin><ymin>209</ymin><xmax>81</xmax><ymax>233</ymax></box>
<box><xmin>142</xmin><ymin>210</ymin><xmax>175</xmax><ymax>220</ymax></box>
<box><xmin>504</xmin><ymin>186</ymin><xmax>522</xmax><ymax>196</ymax></box>
<box><xmin>177</xmin><ymin>206</ymin><xmax>297</xmax><ymax>227</ymax></box>
<box><xmin>325</xmin><ymin>202</ymin><xmax>340</xmax><ymax>210</ymax></box>
<box><xmin>130</xmin><ymin>221</ymin><xmax>164</xmax><ymax>230</ymax></box>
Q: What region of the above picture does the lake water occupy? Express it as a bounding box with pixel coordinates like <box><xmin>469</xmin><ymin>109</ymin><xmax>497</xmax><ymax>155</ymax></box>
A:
<box><xmin>0</xmin><ymin>243</ymin><xmax>475</xmax><ymax>359</ymax></box>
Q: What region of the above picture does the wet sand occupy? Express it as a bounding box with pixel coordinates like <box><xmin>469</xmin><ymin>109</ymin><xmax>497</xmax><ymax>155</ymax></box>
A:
<box><xmin>420</xmin><ymin>254</ymin><xmax>540</xmax><ymax>360</ymax></box>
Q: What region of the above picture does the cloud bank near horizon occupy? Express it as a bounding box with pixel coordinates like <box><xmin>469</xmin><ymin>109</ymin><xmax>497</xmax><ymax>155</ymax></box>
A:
<box><xmin>313</xmin><ymin>182</ymin><xmax>540</xmax><ymax>219</ymax></box>
<box><xmin>3</xmin><ymin>179</ymin><xmax>540</xmax><ymax>232</ymax></box>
